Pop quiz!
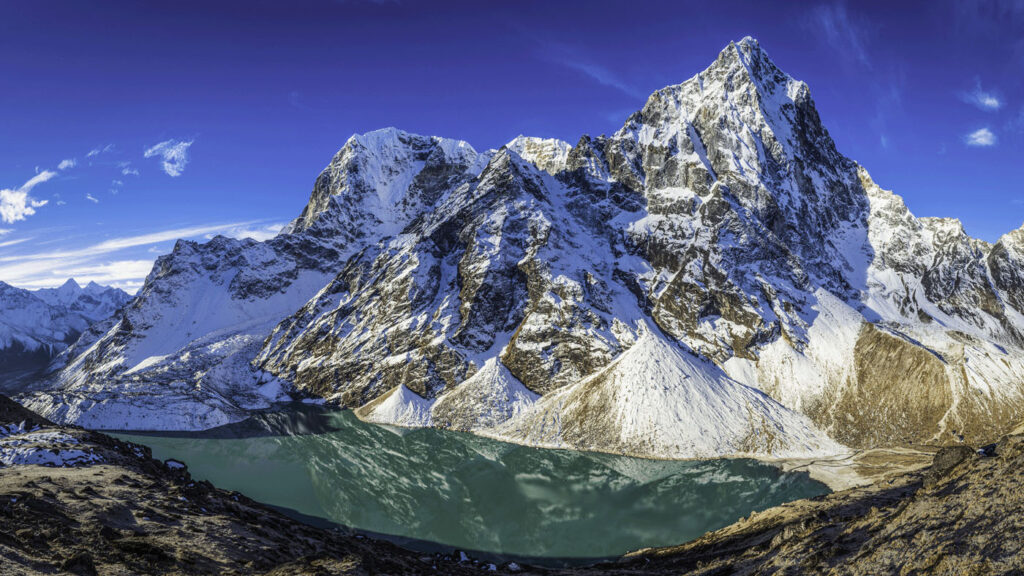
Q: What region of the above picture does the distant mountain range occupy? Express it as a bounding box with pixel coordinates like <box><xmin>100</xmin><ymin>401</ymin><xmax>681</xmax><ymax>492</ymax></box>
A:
<box><xmin>20</xmin><ymin>38</ymin><xmax>1024</xmax><ymax>459</ymax></box>
<box><xmin>0</xmin><ymin>279</ymin><xmax>128</xmax><ymax>390</ymax></box>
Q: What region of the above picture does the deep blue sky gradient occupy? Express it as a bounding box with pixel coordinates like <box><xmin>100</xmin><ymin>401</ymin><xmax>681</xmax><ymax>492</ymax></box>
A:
<box><xmin>2</xmin><ymin>0</ymin><xmax>1023</xmax><ymax>290</ymax></box>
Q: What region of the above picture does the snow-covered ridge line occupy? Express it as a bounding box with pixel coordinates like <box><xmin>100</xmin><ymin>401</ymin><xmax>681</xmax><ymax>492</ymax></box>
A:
<box><xmin>0</xmin><ymin>279</ymin><xmax>129</xmax><ymax>390</ymax></box>
<box><xmin>26</xmin><ymin>37</ymin><xmax>1024</xmax><ymax>460</ymax></box>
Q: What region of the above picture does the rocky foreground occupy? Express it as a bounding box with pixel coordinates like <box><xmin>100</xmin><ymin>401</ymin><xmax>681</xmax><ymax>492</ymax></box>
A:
<box><xmin>0</xmin><ymin>396</ymin><xmax>488</xmax><ymax>576</ymax></box>
<box><xmin>2</xmin><ymin>393</ymin><xmax>1022</xmax><ymax>575</ymax></box>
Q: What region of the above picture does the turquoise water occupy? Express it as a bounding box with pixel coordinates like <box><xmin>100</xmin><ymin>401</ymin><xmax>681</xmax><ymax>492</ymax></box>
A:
<box><xmin>115</xmin><ymin>405</ymin><xmax>827</xmax><ymax>563</ymax></box>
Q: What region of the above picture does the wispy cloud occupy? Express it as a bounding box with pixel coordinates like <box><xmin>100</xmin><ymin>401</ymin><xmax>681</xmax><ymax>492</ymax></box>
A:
<box><xmin>58</xmin><ymin>158</ymin><xmax>76</xmax><ymax>170</ymax></box>
<box><xmin>556</xmin><ymin>59</ymin><xmax>644</xmax><ymax>99</ymax></box>
<box><xmin>0</xmin><ymin>237</ymin><xmax>30</xmax><ymax>249</ymax></box>
<box><xmin>961</xmin><ymin>80</ymin><xmax>1002</xmax><ymax>111</ymax></box>
<box><xmin>1</xmin><ymin>171</ymin><xmax>54</xmax><ymax>224</ymax></box>
<box><xmin>535</xmin><ymin>41</ymin><xmax>644</xmax><ymax>99</ymax></box>
<box><xmin>0</xmin><ymin>220</ymin><xmax>274</xmax><ymax>292</ymax></box>
<box><xmin>288</xmin><ymin>90</ymin><xmax>313</xmax><ymax>111</ymax></box>
<box><xmin>85</xmin><ymin>193</ymin><xmax>99</xmax><ymax>204</ymax></box>
<box><xmin>0</xmin><ymin>222</ymin><xmax>263</xmax><ymax>264</ymax></box>
<box><xmin>86</xmin><ymin>144</ymin><xmax>114</xmax><ymax>158</ymax></box>
<box><xmin>144</xmin><ymin>139</ymin><xmax>193</xmax><ymax>177</ymax></box>
<box><xmin>205</xmin><ymin>222</ymin><xmax>285</xmax><ymax>242</ymax></box>
<box><xmin>808</xmin><ymin>2</ymin><xmax>873</xmax><ymax>68</ymax></box>
<box><xmin>965</xmin><ymin>127</ymin><xmax>997</xmax><ymax>146</ymax></box>
<box><xmin>1007</xmin><ymin>106</ymin><xmax>1024</xmax><ymax>133</ymax></box>
<box><xmin>119</xmin><ymin>161</ymin><xmax>139</xmax><ymax>176</ymax></box>
<box><xmin>949</xmin><ymin>0</ymin><xmax>1024</xmax><ymax>35</ymax></box>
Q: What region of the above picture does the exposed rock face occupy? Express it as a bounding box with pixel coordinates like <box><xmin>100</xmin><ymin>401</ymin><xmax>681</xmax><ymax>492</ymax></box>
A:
<box><xmin>27</xmin><ymin>37</ymin><xmax>1024</xmax><ymax>456</ymax></box>
<box><xmin>0</xmin><ymin>280</ymin><xmax>128</xmax><ymax>390</ymax></box>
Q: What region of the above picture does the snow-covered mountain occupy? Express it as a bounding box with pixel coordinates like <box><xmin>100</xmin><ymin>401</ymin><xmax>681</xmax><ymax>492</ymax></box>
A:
<box><xmin>0</xmin><ymin>279</ymin><xmax>129</xmax><ymax>389</ymax></box>
<box><xmin>25</xmin><ymin>38</ymin><xmax>1024</xmax><ymax>458</ymax></box>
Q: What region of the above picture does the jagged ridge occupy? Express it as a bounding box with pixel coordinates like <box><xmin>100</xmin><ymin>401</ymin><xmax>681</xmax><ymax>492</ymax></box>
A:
<box><xmin>26</xmin><ymin>37</ymin><xmax>1024</xmax><ymax>460</ymax></box>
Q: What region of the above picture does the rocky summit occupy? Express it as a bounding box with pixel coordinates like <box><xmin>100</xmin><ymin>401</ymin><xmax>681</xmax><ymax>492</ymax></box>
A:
<box><xmin>23</xmin><ymin>38</ymin><xmax>1024</xmax><ymax>461</ymax></box>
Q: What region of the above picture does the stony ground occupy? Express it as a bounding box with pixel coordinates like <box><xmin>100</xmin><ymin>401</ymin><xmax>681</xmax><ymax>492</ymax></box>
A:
<box><xmin>2</xmin><ymin>393</ymin><xmax>1023</xmax><ymax>575</ymax></box>
<box><xmin>0</xmin><ymin>396</ymin><xmax>500</xmax><ymax>576</ymax></box>
<box><xmin>582</xmin><ymin>441</ymin><xmax>1024</xmax><ymax>575</ymax></box>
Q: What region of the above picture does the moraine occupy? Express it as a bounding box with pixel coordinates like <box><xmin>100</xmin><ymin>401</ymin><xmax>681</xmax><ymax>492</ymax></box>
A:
<box><xmin>113</xmin><ymin>404</ymin><xmax>827</xmax><ymax>566</ymax></box>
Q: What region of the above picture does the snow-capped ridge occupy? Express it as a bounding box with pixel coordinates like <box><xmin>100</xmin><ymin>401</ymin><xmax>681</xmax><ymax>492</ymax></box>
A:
<box><xmin>0</xmin><ymin>280</ymin><xmax>129</xmax><ymax>387</ymax></box>
<box><xmin>29</xmin><ymin>37</ymin><xmax>1024</xmax><ymax>461</ymax></box>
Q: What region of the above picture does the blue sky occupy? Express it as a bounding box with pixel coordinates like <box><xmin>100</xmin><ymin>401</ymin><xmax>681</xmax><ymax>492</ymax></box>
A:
<box><xmin>2</xmin><ymin>0</ymin><xmax>1023</xmax><ymax>292</ymax></box>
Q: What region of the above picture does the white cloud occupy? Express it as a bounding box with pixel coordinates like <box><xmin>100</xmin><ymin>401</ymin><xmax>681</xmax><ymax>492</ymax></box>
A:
<box><xmin>119</xmin><ymin>161</ymin><xmax>139</xmax><ymax>176</ymax></box>
<box><xmin>86</xmin><ymin>144</ymin><xmax>114</xmax><ymax>158</ymax></box>
<box><xmin>965</xmin><ymin>127</ymin><xmax>997</xmax><ymax>147</ymax></box>
<box><xmin>144</xmin><ymin>139</ymin><xmax>193</xmax><ymax>177</ymax></box>
<box><xmin>21</xmin><ymin>171</ymin><xmax>56</xmax><ymax>193</ymax></box>
<box><xmin>961</xmin><ymin>81</ymin><xmax>1002</xmax><ymax>111</ymax></box>
<box><xmin>0</xmin><ymin>237</ymin><xmax>29</xmax><ymax>248</ymax></box>
<box><xmin>0</xmin><ymin>171</ymin><xmax>54</xmax><ymax>224</ymax></box>
<box><xmin>205</xmin><ymin>222</ymin><xmax>285</xmax><ymax>242</ymax></box>
<box><xmin>58</xmin><ymin>158</ymin><xmax>77</xmax><ymax>170</ymax></box>
<box><xmin>85</xmin><ymin>194</ymin><xmax>99</xmax><ymax>203</ymax></box>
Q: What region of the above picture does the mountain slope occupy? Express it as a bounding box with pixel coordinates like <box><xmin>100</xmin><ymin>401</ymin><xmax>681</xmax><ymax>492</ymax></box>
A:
<box><xmin>27</xmin><ymin>37</ymin><xmax>1024</xmax><ymax>457</ymax></box>
<box><xmin>0</xmin><ymin>279</ymin><xmax>128</xmax><ymax>390</ymax></box>
<box><xmin>27</xmin><ymin>132</ymin><xmax>484</xmax><ymax>431</ymax></box>
<box><xmin>493</xmin><ymin>327</ymin><xmax>841</xmax><ymax>458</ymax></box>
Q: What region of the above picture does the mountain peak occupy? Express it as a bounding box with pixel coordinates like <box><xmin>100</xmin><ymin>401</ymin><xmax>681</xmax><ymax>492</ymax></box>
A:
<box><xmin>286</xmin><ymin>126</ymin><xmax>482</xmax><ymax>239</ymax></box>
<box><xmin>732</xmin><ymin>36</ymin><xmax>764</xmax><ymax>56</ymax></box>
<box><xmin>710</xmin><ymin>36</ymin><xmax>794</xmax><ymax>94</ymax></box>
<box><xmin>60</xmin><ymin>278</ymin><xmax>81</xmax><ymax>291</ymax></box>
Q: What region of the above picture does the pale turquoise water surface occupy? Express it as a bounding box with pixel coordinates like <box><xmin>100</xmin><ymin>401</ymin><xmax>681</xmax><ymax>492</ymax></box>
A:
<box><xmin>114</xmin><ymin>405</ymin><xmax>827</xmax><ymax>564</ymax></box>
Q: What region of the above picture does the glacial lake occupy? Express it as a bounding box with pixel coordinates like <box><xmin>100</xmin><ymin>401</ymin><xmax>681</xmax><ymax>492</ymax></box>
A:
<box><xmin>114</xmin><ymin>404</ymin><xmax>828</xmax><ymax>565</ymax></box>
